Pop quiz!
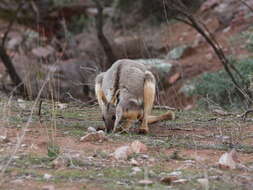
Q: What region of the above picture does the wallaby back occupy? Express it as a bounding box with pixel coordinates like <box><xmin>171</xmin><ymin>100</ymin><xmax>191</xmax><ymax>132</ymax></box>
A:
<box><xmin>102</xmin><ymin>59</ymin><xmax>148</xmax><ymax>103</ymax></box>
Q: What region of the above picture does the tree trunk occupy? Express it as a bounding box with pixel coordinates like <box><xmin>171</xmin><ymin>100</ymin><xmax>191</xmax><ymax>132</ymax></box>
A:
<box><xmin>0</xmin><ymin>46</ymin><xmax>27</xmax><ymax>95</ymax></box>
<box><xmin>0</xmin><ymin>0</ymin><xmax>93</xmax><ymax>38</ymax></box>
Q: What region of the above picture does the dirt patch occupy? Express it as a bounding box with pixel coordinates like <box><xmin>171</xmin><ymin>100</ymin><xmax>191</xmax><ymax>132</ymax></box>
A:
<box><xmin>1</xmin><ymin>98</ymin><xmax>253</xmax><ymax>190</ymax></box>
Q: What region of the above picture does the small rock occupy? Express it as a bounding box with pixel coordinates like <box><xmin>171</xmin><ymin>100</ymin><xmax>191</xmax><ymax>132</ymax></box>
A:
<box><xmin>206</xmin><ymin>53</ymin><xmax>213</xmax><ymax>61</ymax></box>
<box><xmin>140</xmin><ymin>154</ymin><xmax>149</xmax><ymax>159</ymax></box>
<box><xmin>97</xmin><ymin>173</ymin><xmax>103</xmax><ymax>177</ymax></box>
<box><xmin>86</xmin><ymin>8</ymin><xmax>98</xmax><ymax>16</ymax></box>
<box><xmin>194</xmin><ymin>155</ymin><xmax>206</xmax><ymax>162</ymax></box>
<box><xmin>197</xmin><ymin>178</ymin><xmax>209</xmax><ymax>189</ymax></box>
<box><xmin>21</xmin><ymin>144</ymin><xmax>27</xmax><ymax>148</ymax></box>
<box><xmin>97</xmin><ymin>130</ymin><xmax>105</xmax><ymax>135</ymax></box>
<box><xmin>0</xmin><ymin>135</ymin><xmax>10</xmax><ymax>143</ymax></box>
<box><xmin>172</xmin><ymin>179</ymin><xmax>188</xmax><ymax>184</ymax></box>
<box><xmin>112</xmin><ymin>146</ymin><xmax>132</xmax><ymax>160</ymax></box>
<box><xmin>184</xmin><ymin>160</ymin><xmax>195</xmax><ymax>164</ymax></box>
<box><xmin>148</xmin><ymin>170</ymin><xmax>156</xmax><ymax>177</ymax></box>
<box><xmin>223</xmin><ymin>26</ymin><xmax>231</xmax><ymax>33</ymax></box>
<box><xmin>32</xmin><ymin>45</ymin><xmax>55</xmax><ymax>58</ymax></box>
<box><xmin>131</xmin><ymin>167</ymin><xmax>142</xmax><ymax>175</ymax></box>
<box><xmin>80</xmin><ymin>131</ymin><xmax>107</xmax><ymax>142</ymax></box>
<box><xmin>43</xmin><ymin>173</ymin><xmax>52</xmax><ymax>180</ymax></box>
<box><xmin>11</xmin><ymin>179</ymin><xmax>24</xmax><ymax>184</ymax></box>
<box><xmin>57</xmin><ymin>103</ymin><xmax>67</xmax><ymax>109</ymax></box>
<box><xmin>52</xmin><ymin>157</ymin><xmax>67</xmax><ymax>169</ymax></box>
<box><xmin>7</xmin><ymin>36</ymin><xmax>22</xmax><ymax>50</ymax></box>
<box><xmin>42</xmin><ymin>185</ymin><xmax>55</xmax><ymax>190</ymax></box>
<box><xmin>160</xmin><ymin>176</ymin><xmax>178</xmax><ymax>185</ymax></box>
<box><xmin>212</xmin><ymin>109</ymin><xmax>230</xmax><ymax>116</ymax></box>
<box><xmin>218</xmin><ymin>149</ymin><xmax>239</xmax><ymax>169</ymax></box>
<box><xmin>130</xmin><ymin>158</ymin><xmax>139</xmax><ymax>166</ymax></box>
<box><xmin>166</xmin><ymin>45</ymin><xmax>191</xmax><ymax>60</ymax></box>
<box><xmin>148</xmin><ymin>157</ymin><xmax>156</xmax><ymax>163</ymax></box>
<box><xmin>17</xmin><ymin>99</ymin><xmax>26</xmax><ymax>109</ymax></box>
<box><xmin>220</xmin><ymin>136</ymin><xmax>230</xmax><ymax>144</ymax></box>
<box><xmin>237</xmin><ymin>163</ymin><xmax>250</xmax><ymax>171</ymax></box>
<box><xmin>87</xmin><ymin>127</ymin><xmax>97</xmax><ymax>133</ymax></box>
<box><xmin>132</xmin><ymin>167</ymin><xmax>142</xmax><ymax>173</ymax></box>
<box><xmin>169</xmin><ymin>171</ymin><xmax>182</xmax><ymax>177</ymax></box>
<box><xmin>130</xmin><ymin>140</ymin><xmax>147</xmax><ymax>154</ymax></box>
<box><xmin>138</xmin><ymin>179</ymin><xmax>153</xmax><ymax>186</ymax></box>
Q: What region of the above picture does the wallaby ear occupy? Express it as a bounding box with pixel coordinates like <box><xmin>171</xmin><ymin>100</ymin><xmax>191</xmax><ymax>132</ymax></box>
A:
<box><xmin>95</xmin><ymin>76</ymin><xmax>108</xmax><ymax>106</ymax></box>
<box><xmin>101</xmin><ymin>92</ymin><xmax>108</xmax><ymax>105</ymax></box>
<box><xmin>110</xmin><ymin>89</ymin><xmax>120</xmax><ymax>105</ymax></box>
<box><xmin>113</xmin><ymin>105</ymin><xmax>123</xmax><ymax>133</ymax></box>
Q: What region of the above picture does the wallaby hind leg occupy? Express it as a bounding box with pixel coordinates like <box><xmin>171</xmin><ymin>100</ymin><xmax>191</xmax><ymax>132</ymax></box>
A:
<box><xmin>148</xmin><ymin>111</ymin><xmax>175</xmax><ymax>124</ymax></box>
<box><xmin>139</xmin><ymin>71</ymin><xmax>156</xmax><ymax>134</ymax></box>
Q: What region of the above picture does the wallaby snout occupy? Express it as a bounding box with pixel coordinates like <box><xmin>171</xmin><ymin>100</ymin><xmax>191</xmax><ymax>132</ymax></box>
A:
<box><xmin>101</xmin><ymin>103</ymin><xmax>116</xmax><ymax>132</ymax></box>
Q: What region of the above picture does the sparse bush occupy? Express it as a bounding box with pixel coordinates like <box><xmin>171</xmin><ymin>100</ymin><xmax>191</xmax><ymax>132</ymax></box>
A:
<box><xmin>189</xmin><ymin>58</ymin><xmax>253</xmax><ymax>108</ymax></box>
<box><xmin>112</xmin><ymin>0</ymin><xmax>204</xmax><ymax>28</ymax></box>
<box><xmin>242</xmin><ymin>27</ymin><xmax>253</xmax><ymax>52</ymax></box>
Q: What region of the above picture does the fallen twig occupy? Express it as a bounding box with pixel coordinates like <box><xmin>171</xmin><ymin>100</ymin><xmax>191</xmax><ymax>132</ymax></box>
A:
<box><xmin>239</xmin><ymin>109</ymin><xmax>253</xmax><ymax>120</ymax></box>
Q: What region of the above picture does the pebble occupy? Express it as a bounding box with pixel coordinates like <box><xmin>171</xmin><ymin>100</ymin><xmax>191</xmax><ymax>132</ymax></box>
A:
<box><xmin>42</xmin><ymin>185</ymin><xmax>55</xmax><ymax>190</ymax></box>
<box><xmin>138</xmin><ymin>179</ymin><xmax>153</xmax><ymax>185</ymax></box>
<box><xmin>87</xmin><ymin>127</ymin><xmax>96</xmax><ymax>133</ymax></box>
<box><xmin>43</xmin><ymin>173</ymin><xmax>52</xmax><ymax>180</ymax></box>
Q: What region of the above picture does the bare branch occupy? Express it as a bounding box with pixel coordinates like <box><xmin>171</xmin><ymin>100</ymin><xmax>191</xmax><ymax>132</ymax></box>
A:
<box><xmin>239</xmin><ymin>0</ymin><xmax>253</xmax><ymax>13</ymax></box>
<box><xmin>165</xmin><ymin>0</ymin><xmax>250</xmax><ymax>102</ymax></box>
<box><xmin>2</xmin><ymin>1</ymin><xmax>24</xmax><ymax>47</ymax></box>
<box><xmin>0</xmin><ymin>0</ymin><xmax>27</xmax><ymax>97</ymax></box>
<box><xmin>92</xmin><ymin>0</ymin><xmax>116</xmax><ymax>70</ymax></box>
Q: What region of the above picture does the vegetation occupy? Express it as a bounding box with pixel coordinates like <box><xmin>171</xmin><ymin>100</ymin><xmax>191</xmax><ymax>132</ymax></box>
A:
<box><xmin>190</xmin><ymin>58</ymin><xmax>253</xmax><ymax>109</ymax></box>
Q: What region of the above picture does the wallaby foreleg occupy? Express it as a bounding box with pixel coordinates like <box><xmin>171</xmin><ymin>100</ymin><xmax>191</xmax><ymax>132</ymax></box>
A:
<box><xmin>139</xmin><ymin>71</ymin><xmax>156</xmax><ymax>134</ymax></box>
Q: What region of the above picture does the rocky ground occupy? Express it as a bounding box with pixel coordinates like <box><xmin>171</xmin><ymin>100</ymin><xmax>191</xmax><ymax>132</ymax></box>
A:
<box><xmin>0</xmin><ymin>96</ymin><xmax>253</xmax><ymax>190</ymax></box>
<box><xmin>1</xmin><ymin>1</ymin><xmax>253</xmax><ymax>189</ymax></box>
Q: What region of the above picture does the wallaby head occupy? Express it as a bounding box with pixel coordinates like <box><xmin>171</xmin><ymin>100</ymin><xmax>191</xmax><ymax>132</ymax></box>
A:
<box><xmin>98</xmin><ymin>89</ymin><xmax>120</xmax><ymax>132</ymax></box>
<box><xmin>100</xmin><ymin>89</ymin><xmax>142</xmax><ymax>132</ymax></box>
<box><xmin>102</xmin><ymin>102</ymin><xmax>116</xmax><ymax>132</ymax></box>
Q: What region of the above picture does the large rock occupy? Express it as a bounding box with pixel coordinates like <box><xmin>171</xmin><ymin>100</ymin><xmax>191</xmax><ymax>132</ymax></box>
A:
<box><xmin>32</xmin><ymin>46</ymin><xmax>55</xmax><ymax>58</ymax></box>
<box><xmin>2</xmin><ymin>54</ymin><xmax>98</xmax><ymax>102</ymax></box>
<box><xmin>135</xmin><ymin>58</ymin><xmax>175</xmax><ymax>89</ymax></box>
<box><xmin>166</xmin><ymin>45</ymin><xmax>192</xmax><ymax>60</ymax></box>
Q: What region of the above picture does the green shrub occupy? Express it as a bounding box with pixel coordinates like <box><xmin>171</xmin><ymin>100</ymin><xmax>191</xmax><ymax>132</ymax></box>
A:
<box><xmin>189</xmin><ymin>58</ymin><xmax>253</xmax><ymax>108</ymax></box>
<box><xmin>242</xmin><ymin>27</ymin><xmax>253</xmax><ymax>52</ymax></box>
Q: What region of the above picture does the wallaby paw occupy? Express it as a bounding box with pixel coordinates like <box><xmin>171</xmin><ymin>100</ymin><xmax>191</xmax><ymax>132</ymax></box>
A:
<box><xmin>165</xmin><ymin>111</ymin><xmax>175</xmax><ymax>120</ymax></box>
<box><xmin>138</xmin><ymin>127</ymin><xmax>149</xmax><ymax>134</ymax></box>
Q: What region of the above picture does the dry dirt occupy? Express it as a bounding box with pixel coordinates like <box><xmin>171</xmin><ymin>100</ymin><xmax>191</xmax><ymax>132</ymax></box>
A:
<box><xmin>0</xmin><ymin>98</ymin><xmax>253</xmax><ymax>190</ymax></box>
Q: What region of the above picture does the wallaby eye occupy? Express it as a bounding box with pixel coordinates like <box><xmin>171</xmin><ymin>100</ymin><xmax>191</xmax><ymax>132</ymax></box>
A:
<box><xmin>112</xmin><ymin>115</ymin><xmax>116</xmax><ymax>121</ymax></box>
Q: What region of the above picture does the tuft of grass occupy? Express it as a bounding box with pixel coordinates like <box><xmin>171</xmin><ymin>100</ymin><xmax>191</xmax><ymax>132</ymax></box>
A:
<box><xmin>47</xmin><ymin>143</ymin><xmax>60</xmax><ymax>159</ymax></box>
